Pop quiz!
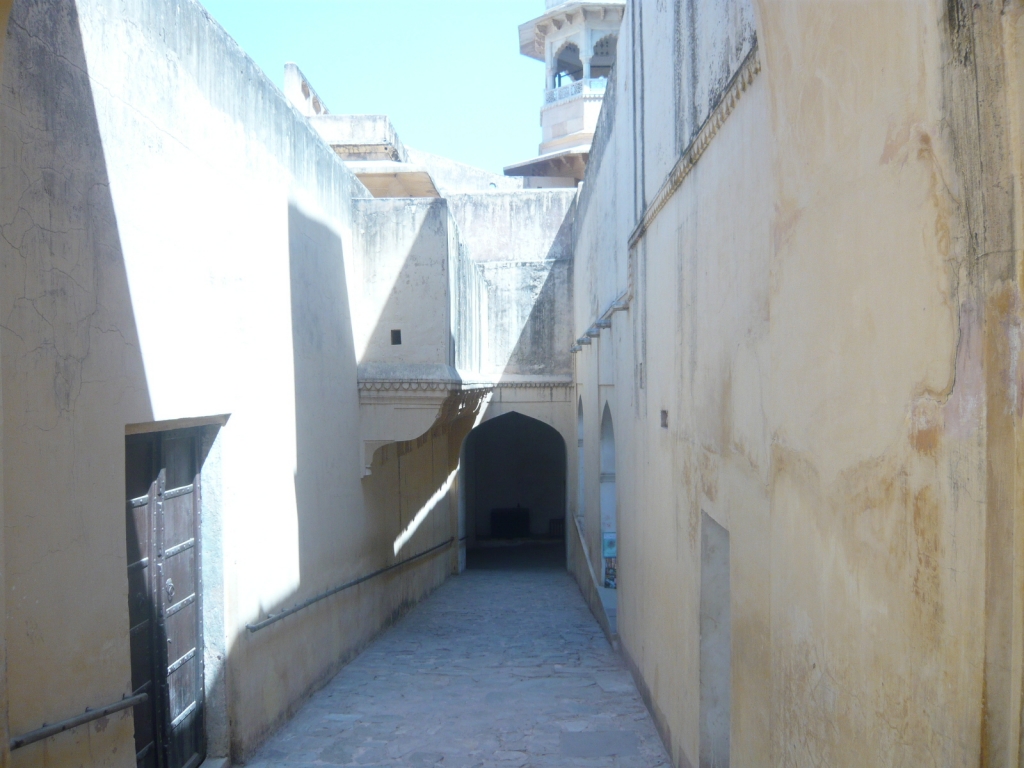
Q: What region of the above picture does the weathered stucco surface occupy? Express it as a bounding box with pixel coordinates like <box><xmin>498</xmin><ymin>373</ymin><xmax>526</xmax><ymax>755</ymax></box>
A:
<box><xmin>14</xmin><ymin>0</ymin><xmax>1024</xmax><ymax>764</ymax></box>
<box><xmin>446</xmin><ymin>191</ymin><xmax>576</xmax><ymax>383</ymax></box>
<box><xmin>354</xmin><ymin>198</ymin><xmax>461</xmax><ymax>374</ymax></box>
<box><xmin>572</xmin><ymin>0</ymin><xmax>1024</xmax><ymax>766</ymax></box>
<box><xmin>0</xmin><ymin>1</ymin><xmax>490</xmax><ymax>764</ymax></box>
<box><xmin>0</xmin><ymin>2</ymin><xmax>13</xmax><ymax>763</ymax></box>
<box><xmin>0</xmin><ymin>2</ymin><xmax>581</xmax><ymax>765</ymax></box>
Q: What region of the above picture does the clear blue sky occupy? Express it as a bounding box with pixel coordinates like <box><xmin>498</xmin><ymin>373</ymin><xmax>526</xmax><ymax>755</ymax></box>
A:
<box><xmin>199</xmin><ymin>0</ymin><xmax>545</xmax><ymax>175</ymax></box>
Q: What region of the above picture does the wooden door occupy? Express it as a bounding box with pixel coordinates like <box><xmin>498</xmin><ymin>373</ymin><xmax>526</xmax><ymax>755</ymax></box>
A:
<box><xmin>125</xmin><ymin>431</ymin><xmax>206</xmax><ymax>768</ymax></box>
<box><xmin>126</xmin><ymin>439</ymin><xmax>159</xmax><ymax>767</ymax></box>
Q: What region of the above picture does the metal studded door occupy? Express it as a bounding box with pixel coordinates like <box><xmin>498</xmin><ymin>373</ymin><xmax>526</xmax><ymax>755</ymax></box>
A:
<box><xmin>126</xmin><ymin>437</ymin><xmax>159</xmax><ymax>767</ymax></box>
<box><xmin>126</xmin><ymin>430</ymin><xmax>206</xmax><ymax>768</ymax></box>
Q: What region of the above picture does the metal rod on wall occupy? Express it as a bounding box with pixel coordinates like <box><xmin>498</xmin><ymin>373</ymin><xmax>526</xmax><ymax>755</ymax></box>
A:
<box><xmin>246</xmin><ymin>537</ymin><xmax>455</xmax><ymax>633</ymax></box>
<box><xmin>10</xmin><ymin>693</ymin><xmax>148</xmax><ymax>751</ymax></box>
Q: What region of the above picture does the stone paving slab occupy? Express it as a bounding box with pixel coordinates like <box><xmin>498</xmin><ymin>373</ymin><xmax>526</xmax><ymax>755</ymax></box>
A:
<box><xmin>246</xmin><ymin>547</ymin><xmax>671</xmax><ymax>767</ymax></box>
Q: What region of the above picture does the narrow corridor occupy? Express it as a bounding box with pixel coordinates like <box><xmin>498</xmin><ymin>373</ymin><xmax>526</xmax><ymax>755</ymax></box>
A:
<box><xmin>248</xmin><ymin>543</ymin><xmax>671</xmax><ymax>767</ymax></box>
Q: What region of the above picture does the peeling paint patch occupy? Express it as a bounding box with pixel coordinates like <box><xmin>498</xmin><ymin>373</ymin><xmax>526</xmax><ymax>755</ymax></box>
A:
<box><xmin>911</xmin><ymin>487</ymin><xmax>942</xmax><ymax>634</ymax></box>
<box><xmin>909</xmin><ymin>398</ymin><xmax>942</xmax><ymax>456</ymax></box>
<box><xmin>942</xmin><ymin>299</ymin><xmax>983</xmax><ymax>441</ymax></box>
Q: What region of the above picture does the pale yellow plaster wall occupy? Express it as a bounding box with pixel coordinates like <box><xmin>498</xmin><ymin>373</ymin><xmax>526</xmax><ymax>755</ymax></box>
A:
<box><xmin>758</xmin><ymin>3</ymin><xmax>977</xmax><ymax>764</ymax></box>
<box><xmin>573</xmin><ymin>0</ymin><xmax>1024</xmax><ymax>765</ymax></box>
<box><xmin>0</xmin><ymin>2</ymin><xmax>11</xmax><ymax>764</ymax></box>
<box><xmin>230</xmin><ymin>401</ymin><xmax>478</xmax><ymax>760</ymax></box>
<box><xmin>0</xmin><ymin>1</ymin><xmax>474</xmax><ymax>765</ymax></box>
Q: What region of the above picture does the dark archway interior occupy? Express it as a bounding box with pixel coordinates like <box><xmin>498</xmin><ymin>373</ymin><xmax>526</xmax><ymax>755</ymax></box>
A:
<box><xmin>554</xmin><ymin>43</ymin><xmax>583</xmax><ymax>86</ymax></box>
<box><xmin>463</xmin><ymin>412</ymin><xmax>566</xmax><ymax>568</ymax></box>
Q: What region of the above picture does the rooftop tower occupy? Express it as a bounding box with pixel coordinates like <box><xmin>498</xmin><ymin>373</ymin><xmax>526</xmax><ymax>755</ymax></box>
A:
<box><xmin>504</xmin><ymin>0</ymin><xmax>625</xmax><ymax>186</ymax></box>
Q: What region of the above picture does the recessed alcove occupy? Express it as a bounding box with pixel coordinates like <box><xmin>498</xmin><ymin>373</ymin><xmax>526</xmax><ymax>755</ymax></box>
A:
<box><xmin>461</xmin><ymin>411</ymin><xmax>567</xmax><ymax>568</ymax></box>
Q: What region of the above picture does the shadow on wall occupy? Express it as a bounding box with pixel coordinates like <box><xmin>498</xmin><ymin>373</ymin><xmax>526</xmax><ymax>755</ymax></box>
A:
<box><xmin>354</xmin><ymin>198</ymin><xmax>461</xmax><ymax>550</ymax></box>
<box><xmin>355</xmin><ymin>198</ymin><xmax>458</xmax><ymax>379</ymax></box>
<box><xmin>0</xmin><ymin>1</ymin><xmax>178</xmax><ymax>764</ymax></box>
<box><xmin>499</xmin><ymin>258</ymin><xmax>574</xmax><ymax>378</ymax></box>
<box><xmin>367</xmin><ymin>396</ymin><xmax>486</xmax><ymax>556</ymax></box>
<box><xmin>353</xmin><ymin>198</ymin><xmax>484</xmax><ymax>561</ymax></box>
<box><xmin>452</xmin><ymin>198</ymin><xmax>575</xmax><ymax>557</ymax></box>
<box><xmin>1</xmin><ymin>4</ymin><xmax>245</xmax><ymax>766</ymax></box>
<box><xmin>4</xmin><ymin>3</ymin><xmax>470</xmax><ymax>766</ymax></box>
<box><xmin>488</xmin><ymin>201</ymin><xmax>575</xmax><ymax>380</ymax></box>
<box><xmin>220</xmin><ymin>197</ymin><xmax>486</xmax><ymax>761</ymax></box>
<box><xmin>288</xmin><ymin>202</ymin><xmax>360</xmax><ymax>590</ymax></box>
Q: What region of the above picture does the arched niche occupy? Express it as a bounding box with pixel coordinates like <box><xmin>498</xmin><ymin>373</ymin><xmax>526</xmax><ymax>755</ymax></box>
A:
<box><xmin>599</xmin><ymin>404</ymin><xmax>616</xmax><ymax>588</ymax></box>
<box><xmin>577</xmin><ymin>397</ymin><xmax>585</xmax><ymax>522</ymax></box>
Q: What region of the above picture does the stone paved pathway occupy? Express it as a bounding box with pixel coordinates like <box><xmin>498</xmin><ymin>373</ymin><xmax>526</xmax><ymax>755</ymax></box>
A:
<box><xmin>247</xmin><ymin>544</ymin><xmax>671</xmax><ymax>767</ymax></box>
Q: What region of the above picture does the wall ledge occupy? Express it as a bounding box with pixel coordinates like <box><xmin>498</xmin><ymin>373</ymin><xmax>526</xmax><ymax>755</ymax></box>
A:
<box><xmin>627</xmin><ymin>42</ymin><xmax>761</xmax><ymax>250</ymax></box>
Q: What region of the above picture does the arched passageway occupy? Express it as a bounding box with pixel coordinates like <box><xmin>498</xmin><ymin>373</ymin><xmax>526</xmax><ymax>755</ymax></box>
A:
<box><xmin>461</xmin><ymin>411</ymin><xmax>567</xmax><ymax>569</ymax></box>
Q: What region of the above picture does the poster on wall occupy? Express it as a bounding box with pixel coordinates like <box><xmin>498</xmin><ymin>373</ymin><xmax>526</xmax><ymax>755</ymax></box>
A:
<box><xmin>603</xmin><ymin>532</ymin><xmax>617</xmax><ymax>589</ymax></box>
<box><xmin>602</xmin><ymin>532</ymin><xmax>617</xmax><ymax>558</ymax></box>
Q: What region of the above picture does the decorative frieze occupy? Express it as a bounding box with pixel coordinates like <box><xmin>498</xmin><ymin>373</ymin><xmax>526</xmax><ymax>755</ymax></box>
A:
<box><xmin>627</xmin><ymin>44</ymin><xmax>761</xmax><ymax>249</ymax></box>
<box><xmin>495</xmin><ymin>381</ymin><xmax>574</xmax><ymax>388</ymax></box>
<box><xmin>358</xmin><ymin>379</ymin><xmax>455</xmax><ymax>392</ymax></box>
<box><xmin>357</xmin><ymin>378</ymin><xmax>573</xmax><ymax>392</ymax></box>
<box><xmin>573</xmin><ymin>46</ymin><xmax>760</xmax><ymax>355</ymax></box>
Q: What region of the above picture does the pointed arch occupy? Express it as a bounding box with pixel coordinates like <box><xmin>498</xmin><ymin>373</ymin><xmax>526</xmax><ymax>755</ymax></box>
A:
<box><xmin>600</xmin><ymin>404</ymin><xmax>616</xmax><ymax>477</ymax></box>
<box><xmin>599</xmin><ymin>404</ymin><xmax>617</xmax><ymax>588</ymax></box>
<box><xmin>577</xmin><ymin>397</ymin><xmax>585</xmax><ymax>522</ymax></box>
<box><xmin>553</xmin><ymin>41</ymin><xmax>583</xmax><ymax>87</ymax></box>
<box><xmin>590</xmin><ymin>33</ymin><xmax>618</xmax><ymax>79</ymax></box>
<box><xmin>461</xmin><ymin>411</ymin><xmax>567</xmax><ymax>548</ymax></box>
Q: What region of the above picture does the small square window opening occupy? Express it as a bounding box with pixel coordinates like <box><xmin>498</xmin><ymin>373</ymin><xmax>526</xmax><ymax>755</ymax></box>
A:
<box><xmin>391</xmin><ymin>329</ymin><xmax>402</xmax><ymax>345</ymax></box>
<box><xmin>660</xmin><ymin>410</ymin><xmax>669</xmax><ymax>428</ymax></box>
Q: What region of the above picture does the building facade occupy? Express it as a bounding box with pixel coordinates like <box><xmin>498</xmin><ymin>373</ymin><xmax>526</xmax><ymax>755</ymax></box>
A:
<box><xmin>570</xmin><ymin>0</ymin><xmax>1024</xmax><ymax>766</ymax></box>
<box><xmin>2</xmin><ymin>0</ymin><xmax>1024</xmax><ymax>767</ymax></box>
<box><xmin>0</xmin><ymin>2</ymin><xmax>576</xmax><ymax>765</ymax></box>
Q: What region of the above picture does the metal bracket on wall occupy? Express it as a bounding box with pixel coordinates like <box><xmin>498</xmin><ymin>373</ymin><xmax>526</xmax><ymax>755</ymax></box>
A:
<box><xmin>571</xmin><ymin>294</ymin><xmax>630</xmax><ymax>354</ymax></box>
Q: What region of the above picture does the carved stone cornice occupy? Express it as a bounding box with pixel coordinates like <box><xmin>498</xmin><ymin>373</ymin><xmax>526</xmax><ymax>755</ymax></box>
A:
<box><xmin>462</xmin><ymin>375</ymin><xmax>574</xmax><ymax>389</ymax></box>
<box><xmin>497</xmin><ymin>380</ymin><xmax>574</xmax><ymax>388</ymax></box>
<box><xmin>574</xmin><ymin>46</ymin><xmax>760</xmax><ymax>355</ymax></box>
<box><xmin>628</xmin><ymin>43</ymin><xmax>761</xmax><ymax>250</ymax></box>
<box><xmin>358</xmin><ymin>378</ymin><xmax>573</xmax><ymax>392</ymax></box>
<box><xmin>358</xmin><ymin>379</ymin><xmax>457</xmax><ymax>392</ymax></box>
<box><xmin>519</xmin><ymin>2</ymin><xmax>626</xmax><ymax>61</ymax></box>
